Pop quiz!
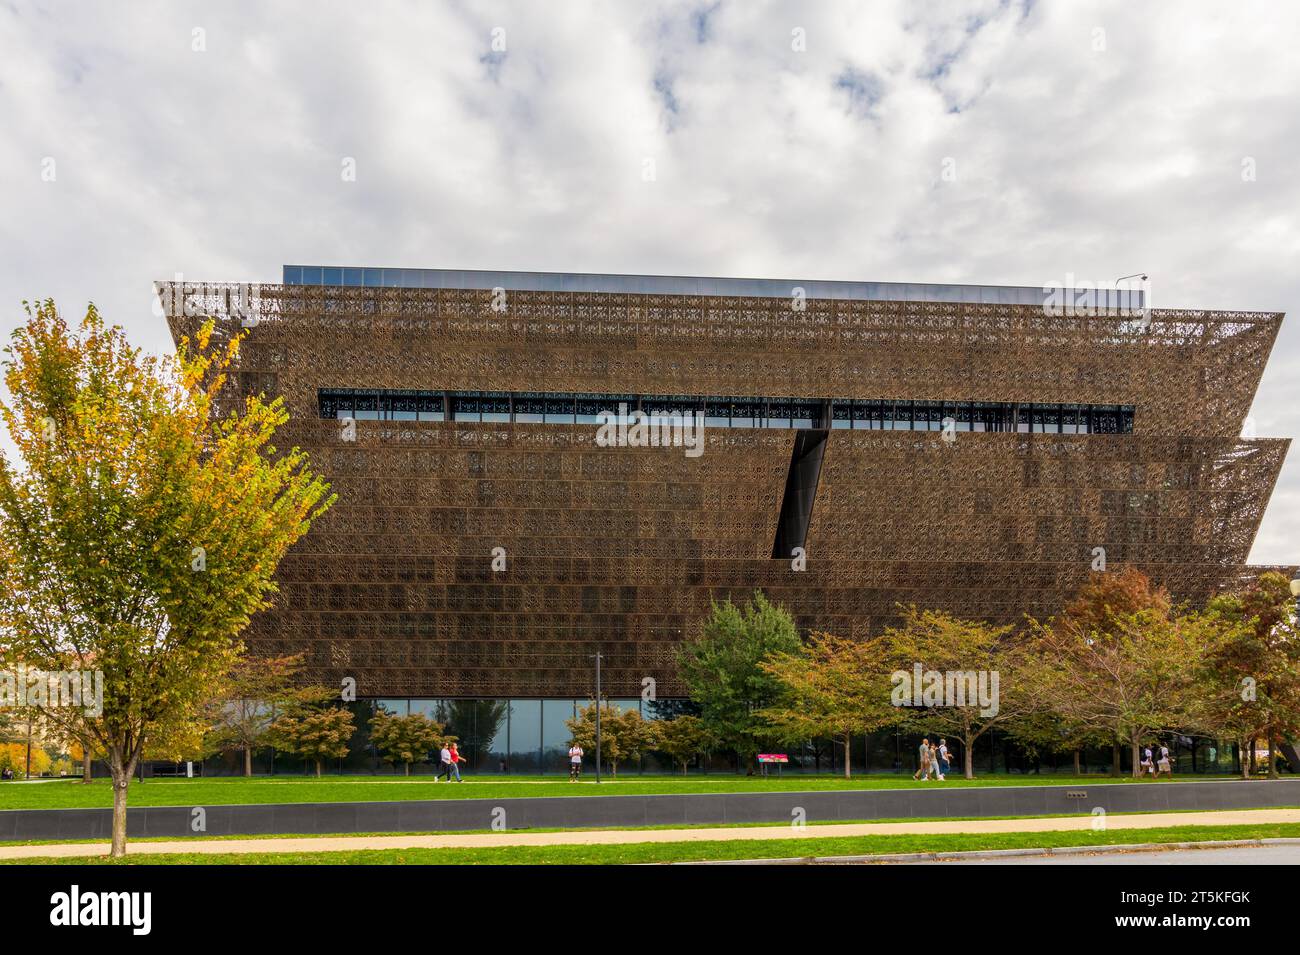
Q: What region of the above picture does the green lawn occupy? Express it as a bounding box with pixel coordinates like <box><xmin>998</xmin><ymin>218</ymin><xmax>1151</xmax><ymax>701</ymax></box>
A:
<box><xmin>0</xmin><ymin>772</ymin><xmax>1213</xmax><ymax>811</ymax></box>
<box><xmin>7</xmin><ymin>821</ymin><xmax>1297</xmax><ymax>865</ymax></box>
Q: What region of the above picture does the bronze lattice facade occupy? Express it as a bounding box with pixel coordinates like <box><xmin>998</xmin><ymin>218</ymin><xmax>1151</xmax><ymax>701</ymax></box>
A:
<box><xmin>160</xmin><ymin>269</ymin><xmax>1288</xmax><ymax>699</ymax></box>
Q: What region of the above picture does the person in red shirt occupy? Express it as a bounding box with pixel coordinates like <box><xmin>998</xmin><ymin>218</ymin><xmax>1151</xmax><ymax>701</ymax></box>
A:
<box><xmin>448</xmin><ymin>742</ymin><xmax>465</xmax><ymax>782</ymax></box>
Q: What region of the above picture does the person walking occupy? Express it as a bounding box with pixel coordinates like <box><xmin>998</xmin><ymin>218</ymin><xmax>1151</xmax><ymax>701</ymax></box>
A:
<box><xmin>436</xmin><ymin>743</ymin><xmax>453</xmax><ymax>782</ymax></box>
<box><xmin>448</xmin><ymin>742</ymin><xmax>464</xmax><ymax>782</ymax></box>
<box><xmin>936</xmin><ymin>739</ymin><xmax>950</xmax><ymax>781</ymax></box>
<box><xmin>913</xmin><ymin>737</ymin><xmax>931</xmax><ymax>781</ymax></box>
<box><xmin>1140</xmin><ymin>744</ymin><xmax>1154</xmax><ymax>777</ymax></box>
<box><xmin>1154</xmin><ymin>743</ymin><xmax>1173</xmax><ymax>779</ymax></box>
<box><xmin>568</xmin><ymin>742</ymin><xmax>584</xmax><ymax>781</ymax></box>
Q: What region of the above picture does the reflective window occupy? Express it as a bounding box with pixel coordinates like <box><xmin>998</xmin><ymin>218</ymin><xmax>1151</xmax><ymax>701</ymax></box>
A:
<box><xmin>791</xmin><ymin>399</ymin><xmax>820</xmax><ymax>429</ymax></box>
<box><xmin>542</xmin><ymin>699</ymin><xmax>578</xmax><ymax>773</ymax></box>
<box><xmin>316</xmin><ymin>391</ymin><xmax>1136</xmax><ymax>435</ymax></box>
<box><xmin>731</xmin><ymin>397</ymin><xmax>760</xmax><ymax>428</ymax></box>
<box><xmin>320</xmin><ymin>390</ymin><xmax>351</xmax><ymax>419</ymax></box>
<box><xmin>575</xmin><ymin>393</ymin><xmax>605</xmax><ymax>425</ymax></box>
<box><xmin>417</xmin><ymin>392</ymin><xmax>445</xmax><ymax>422</ymax></box>
<box><xmin>434</xmin><ymin>699</ymin><xmax>509</xmax><ymax>774</ymax></box>
<box><xmin>389</xmin><ymin>390</ymin><xmax>419</xmax><ymax>421</ymax></box>
<box><xmin>480</xmin><ymin>392</ymin><xmax>511</xmax><ymax>423</ymax></box>
<box><xmin>544</xmin><ymin>393</ymin><xmax>575</xmax><ymax>424</ymax></box>
<box><xmin>451</xmin><ymin>393</ymin><xmax>480</xmax><ymax>422</ymax></box>
<box><xmin>767</xmin><ymin>397</ymin><xmax>792</xmax><ymax>429</ymax></box>
<box><xmin>705</xmin><ymin>396</ymin><xmax>731</xmax><ymax>429</ymax></box>
<box><xmin>353</xmin><ymin>392</ymin><xmax>379</xmax><ymax>420</ymax></box>
<box><xmin>508</xmin><ymin>699</ymin><xmax>542</xmax><ymax>772</ymax></box>
<box><xmin>513</xmin><ymin>392</ymin><xmax>544</xmax><ymax>423</ymax></box>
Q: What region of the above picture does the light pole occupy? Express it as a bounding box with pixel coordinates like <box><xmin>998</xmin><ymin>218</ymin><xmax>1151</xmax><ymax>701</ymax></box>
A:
<box><xmin>590</xmin><ymin>652</ymin><xmax>603</xmax><ymax>784</ymax></box>
<box><xmin>1115</xmin><ymin>272</ymin><xmax>1148</xmax><ymax>318</ymax></box>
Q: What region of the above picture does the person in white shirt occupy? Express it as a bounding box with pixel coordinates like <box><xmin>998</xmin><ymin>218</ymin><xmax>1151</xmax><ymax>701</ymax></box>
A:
<box><xmin>568</xmin><ymin>744</ymin><xmax>584</xmax><ymax>781</ymax></box>
<box><xmin>1140</xmin><ymin>746</ymin><xmax>1154</xmax><ymax>776</ymax></box>
<box><xmin>435</xmin><ymin>745</ymin><xmax>453</xmax><ymax>782</ymax></box>
<box><xmin>1154</xmin><ymin>744</ymin><xmax>1173</xmax><ymax>779</ymax></box>
<box><xmin>936</xmin><ymin>739</ymin><xmax>950</xmax><ymax>780</ymax></box>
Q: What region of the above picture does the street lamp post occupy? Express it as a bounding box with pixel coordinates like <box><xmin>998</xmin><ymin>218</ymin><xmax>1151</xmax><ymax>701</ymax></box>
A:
<box><xmin>1115</xmin><ymin>272</ymin><xmax>1150</xmax><ymax>324</ymax></box>
<box><xmin>590</xmin><ymin>652</ymin><xmax>603</xmax><ymax>784</ymax></box>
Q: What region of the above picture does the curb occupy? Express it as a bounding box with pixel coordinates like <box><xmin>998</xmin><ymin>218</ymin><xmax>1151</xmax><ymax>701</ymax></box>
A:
<box><xmin>667</xmin><ymin>837</ymin><xmax>1300</xmax><ymax>865</ymax></box>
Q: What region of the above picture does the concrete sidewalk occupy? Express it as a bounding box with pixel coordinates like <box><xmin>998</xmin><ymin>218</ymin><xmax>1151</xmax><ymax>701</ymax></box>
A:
<box><xmin>2</xmin><ymin>807</ymin><xmax>1298</xmax><ymax>860</ymax></box>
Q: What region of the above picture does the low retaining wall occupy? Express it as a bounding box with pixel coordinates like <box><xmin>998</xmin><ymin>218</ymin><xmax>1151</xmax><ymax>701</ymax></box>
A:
<box><xmin>3</xmin><ymin>778</ymin><xmax>1299</xmax><ymax>841</ymax></box>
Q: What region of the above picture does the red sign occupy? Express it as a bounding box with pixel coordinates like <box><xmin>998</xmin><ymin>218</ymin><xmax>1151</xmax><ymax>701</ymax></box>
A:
<box><xmin>757</xmin><ymin>754</ymin><xmax>789</xmax><ymax>763</ymax></box>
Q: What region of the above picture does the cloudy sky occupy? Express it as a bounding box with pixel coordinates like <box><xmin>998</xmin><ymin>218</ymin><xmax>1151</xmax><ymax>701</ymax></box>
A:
<box><xmin>0</xmin><ymin>0</ymin><xmax>1296</xmax><ymax>563</ymax></box>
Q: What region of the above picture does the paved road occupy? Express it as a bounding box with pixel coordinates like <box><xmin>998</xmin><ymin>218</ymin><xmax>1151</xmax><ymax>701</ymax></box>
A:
<box><xmin>913</xmin><ymin>843</ymin><xmax>1300</xmax><ymax>865</ymax></box>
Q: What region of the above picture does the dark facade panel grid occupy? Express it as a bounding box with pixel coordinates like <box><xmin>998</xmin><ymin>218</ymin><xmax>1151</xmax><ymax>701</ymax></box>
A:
<box><xmin>162</xmin><ymin>279</ymin><xmax>1289</xmax><ymax>698</ymax></box>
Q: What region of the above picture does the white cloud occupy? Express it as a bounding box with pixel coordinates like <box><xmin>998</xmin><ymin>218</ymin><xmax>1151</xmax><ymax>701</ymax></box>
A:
<box><xmin>0</xmin><ymin>0</ymin><xmax>1296</xmax><ymax>563</ymax></box>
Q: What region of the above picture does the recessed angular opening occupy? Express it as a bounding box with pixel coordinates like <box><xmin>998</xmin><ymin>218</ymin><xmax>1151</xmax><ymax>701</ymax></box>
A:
<box><xmin>772</xmin><ymin>428</ymin><xmax>829</xmax><ymax>559</ymax></box>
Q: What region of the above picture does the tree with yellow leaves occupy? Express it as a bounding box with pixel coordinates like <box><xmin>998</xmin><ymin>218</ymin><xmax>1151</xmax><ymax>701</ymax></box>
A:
<box><xmin>0</xmin><ymin>301</ymin><xmax>334</xmax><ymax>856</ymax></box>
<box><xmin>758</xmin><ymin>631</ymin><xmax>896</xmax><ymax>778</ymax></box>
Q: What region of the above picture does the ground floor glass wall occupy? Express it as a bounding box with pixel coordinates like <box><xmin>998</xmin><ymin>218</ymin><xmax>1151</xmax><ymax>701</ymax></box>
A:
<box><xmin>157</xmin><ymin>698</ymin><xmax>1275</xmax><ymax>777</ymax></box>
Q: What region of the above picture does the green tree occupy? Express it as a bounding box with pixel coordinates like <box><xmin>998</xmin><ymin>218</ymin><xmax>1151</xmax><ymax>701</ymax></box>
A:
<box><xmin>1025</xmin><ymin>604</ymin><xmax>1236</xmax><ymax>777</ymax></box>
<box><xmin>758</xmin><ymin>631</ymin><xmax>896</xmax><ymax>778</ymax></box>
<box><xmin>649</xmin><ymin>715</ymin><xmax>713</xmax><ymax>774</ymax></box>
<box><xmin>1004</xmin><ymin>708</ymin><xmax>1109</xmax><ymax>776</ymax></box>
<box><xmin>1054</xmin><ymin>567</ymin><xmax>1179</xmax><ymax>775</ymax></box>
<box><xmin>1202</xmin><ymin>571</ymin><xmax>1300</xmax><ymax>778</ymax></box>
<box><xmin>566</xmin><ymin>703</ymin><xmax>650</xmax><ymax>777</ymax></box>
<box><xmin>369</xmin><ymin>709</ymin><xmax>450</xmax><ymax>776</ymax></box>
<box><xmin>0</xmin><ymin>302</ymin><xmax>334</xmax><ymax>855</ymax></box>
<box><xmin>204</xmin><ymin>654</ymin><xmax>309</xmax><ymax>776</ymax></box>
<box><xmin>677</xmin><ymin>592</ymin><xmax>802</xmax><ymax>771</ymax></box>
<box><xmin>271</xmin><ymin>690</ymin><xmax>355</xmax><ymax>777</ymax></box>
<box><xmin>883</xmin><ymin>608</ymin><xmax>1027</xmax><ymax>780</ymax></box>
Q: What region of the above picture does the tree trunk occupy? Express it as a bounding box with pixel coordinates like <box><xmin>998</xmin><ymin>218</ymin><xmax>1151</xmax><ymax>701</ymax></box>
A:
<box><xmin>843</xmin><ymin>732</ymin><xmax>852</xmax><ymax>779</ymax></box>
<box><xmin>244</xmin><ymin>746</ymin><xmax>252</xmax><ymax>777</ymax></box>
<box><xmin>964</xmin><ymin>741</ymin><xmax>974</xmax><ymax>780</ymax></box>
<box><xmin>404</xmin><ymin>762</ymin><xmax>410</xmax><ymax>777</ymax></box>
<box><xmin>314</xmin><ymin>759</ymin><xmax>322</xmax><ymax>777</ymax></box>
<box><xmin>1240</xmin><ymin>738</ymin><xmax>1252</xmax><ymax>779</ymax></box>
<box><xmin>1269</xmin><ymin>738</ymin><xmax>1279</xmax><ymax>779</ymax></box>
<box><xmin>81</xmin><ymin>749</ymin><xmax>92</xmax><ymax>784</ymax></box>
<box><xmin>1130</xmin><ymin>735</ymin><xmax>1142</xmax><ymax>778</ymax></box>
<box><xmin>109</xmin><ymin>756</ymin><xmax>135</xmax><ymax>859</ymax></box>
<box><xmin>681</xmin><ymin>760</ymin><xmax>688</xmax><ymax>775</ymax></box>
<box><xmin>1111</xmin><ymin>742</ymin><xmax>1121</xmax><ymax>777</ymax></box>
<box><xmin>1072</xmin><ymin>749</ymin><xmax>1082</xmax><ymax>776</ymax></box>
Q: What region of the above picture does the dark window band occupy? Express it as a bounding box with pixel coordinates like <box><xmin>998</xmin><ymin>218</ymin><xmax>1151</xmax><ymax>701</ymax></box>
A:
<box><xmin>318</xmin><ymin>389</ymin><xmax>1135</xmax><ymax>435</ymax></box>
